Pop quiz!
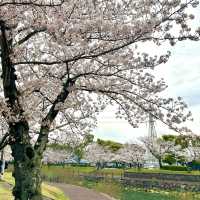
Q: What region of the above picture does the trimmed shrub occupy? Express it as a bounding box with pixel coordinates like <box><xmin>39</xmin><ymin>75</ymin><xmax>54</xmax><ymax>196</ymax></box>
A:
<box><xmin>161</xmin><ymin>165</ymin><xmax>188</xmax><ymax>171</ymax></box>
<box><xmin>187</xmin><ymin>160</ymin><xmax>200</xmax><ymax>170</ymax></box>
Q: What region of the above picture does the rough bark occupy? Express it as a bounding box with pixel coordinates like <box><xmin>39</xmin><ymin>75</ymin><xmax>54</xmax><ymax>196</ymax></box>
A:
<box><xmin>10</xmin><ymin>122</ymin><xmax>43</xmax><ymax>200</ymax></box>
<box><xmin>158</xmin><ymin>158</ymin><xmax>163</xmax><ymax>168</ymax></box>
<box><xmin>12</xmin><ymin>150</ymin><xmax>42</xmax><ymax>200</ymax></box>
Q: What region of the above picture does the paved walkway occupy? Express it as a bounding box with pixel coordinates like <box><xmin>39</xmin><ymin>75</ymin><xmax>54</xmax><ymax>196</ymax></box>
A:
<box><xmin>51</xmin><ymin>183</ymin><xmax>116</xmax><ymax>200</ymax></box>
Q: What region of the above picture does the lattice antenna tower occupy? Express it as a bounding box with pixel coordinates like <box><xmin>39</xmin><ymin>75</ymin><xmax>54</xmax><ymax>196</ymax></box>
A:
<box><xmin>148</xmin><ymin>112</ymin><xmax>157</xmax><ymax>140</ymax></box>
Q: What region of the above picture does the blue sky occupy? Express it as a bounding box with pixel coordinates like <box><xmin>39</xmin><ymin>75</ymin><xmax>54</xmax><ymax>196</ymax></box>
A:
<box><xmin>92</xmin><ymin>8</ymin><xmax>200</xmax><ymax>143</ymax></box>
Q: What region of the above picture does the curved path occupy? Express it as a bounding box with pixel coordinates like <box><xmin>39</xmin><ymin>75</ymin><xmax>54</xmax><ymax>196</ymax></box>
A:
<box><xmin>51</xmin><ymin>183</ymin><xmax>116</xmax><ymax>200</ymax></box>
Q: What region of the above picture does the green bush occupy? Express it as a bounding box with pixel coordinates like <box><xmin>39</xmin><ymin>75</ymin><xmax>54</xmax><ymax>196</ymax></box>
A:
<box><xmin>161</xmin><ymin>165</ymin><xmax>188</xmax><ymax>171</ymax></box>
<box><xmin>190</xmin><ymin>160</ymin><xmax>200</xmax><ymax>166</ymax></box>
<box><xmin>162</xmin><ymin>153</ymin><xmax>176</xmax><ymax>165</ymax></box>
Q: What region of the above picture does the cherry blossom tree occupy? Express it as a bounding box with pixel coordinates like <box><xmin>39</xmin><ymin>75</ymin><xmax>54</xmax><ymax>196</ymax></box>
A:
<box><xmin>117</xmin><ymin>143</ymin><xmax>146</xmax><ymax>168</ymax></box>
<box><xmin>42</xmin><ymin>147</ymin><xmax>71</xmax><ymax>164</ymax></box>
<box><xmin>141</xmin><ymin>136</ymin><xmax>181</xmax><ymax>167</ymax></box>
<box><xmin>0</xmin><ymin>0</ymin><xmax>199</xmax><ymax>199</ymax></box>
<box><xmin>85</xmin><ymin>142</ymin><xmax>113</xmax><ymax>168</ymax></box>
<box><xmin>66</xmin><ymin>134</ymin><xmax>94</xmax><ymax>163</ymax></box>
<box><xmin>186</xmin><ymin>147</ymin><xmax>200</xmax><ymax>161</ymax></box>
<box><xmin>182</xmin><ymin>135</ymin><xmax>200</xmax><ymax>161</ymax></box>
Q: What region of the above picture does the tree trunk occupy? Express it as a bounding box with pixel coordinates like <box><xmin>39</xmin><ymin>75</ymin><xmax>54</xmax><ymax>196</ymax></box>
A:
<box><xmin>10</xmin><ymin>122</ymin><xmax>43</xmax><ymax>200</ymax></box>
<box><xmin>11</xmin><ymin>144</ymin><xmax>43</xmax><ymax>200</ymax></box>
<box><xmin>158</xmin><ymin>158</ymin><xmax>162</xmax><ymax>168</ymax></box>
<box><xmin>0</xmin><ymin>149</ymin><xmax>5</xmax><ymax>180</ymax></box>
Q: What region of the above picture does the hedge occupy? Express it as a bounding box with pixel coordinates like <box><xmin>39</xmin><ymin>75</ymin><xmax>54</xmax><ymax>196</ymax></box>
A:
<box><xmin>161</xmin><ymin>165</ymin><xmax>188</xmax><ymax>171</ymax></box>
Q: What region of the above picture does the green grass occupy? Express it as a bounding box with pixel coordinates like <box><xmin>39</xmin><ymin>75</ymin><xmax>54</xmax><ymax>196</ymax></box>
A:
<box><xmin>3</xmin><ymin>173</ymin><xmax>15</xmax><ymax>185</ymax></box>
<box><xmin>2</xmin><ymin>172</ymin><xmax>70</xmax><ymax>200</ymax></box>
<box><xmin>42</xmin><ymin>165</ymin><xmax>95</xmax><ymax>176</ymax></box>
<box><xmin>95</xmin><ymin>168</ymin><xmax>124</xmax><ymax>176</ymax></box>
<box><xmin>122</xmin><ymin>190</ymin><xmax>176</xmax><ymax>200</ymax></box>
<box><xmin>42</xmin><ymin>183</ymin><xmax>68</xmax><ymax>200</ymax></box>
<box><xmin>126</xmin><ymin>168</ymin><xmax>200</xmax><ymax>175</ymax></box>
<box><xmin>121</xmin><ymin>188</ymin><xmax>200</xmax><ymax>200</ymax></box>
<box><xmin>43</xmin><ymin>165</ymin><xmax>200</xmax><ymax>176</ymax></box>
<box><xmin>82</xmin><ymin>179</ymin><xmax>122</xmax><ymax>199</ymax></box>
<box><xmin>0</xmin><ymin>182</ymin><xmax>13</xmax><ymax>200</ymax></box>
<box><xmin>42</xmin><ymin>165</ymin><xmax>124</xmax><ymax>178</ymax></box>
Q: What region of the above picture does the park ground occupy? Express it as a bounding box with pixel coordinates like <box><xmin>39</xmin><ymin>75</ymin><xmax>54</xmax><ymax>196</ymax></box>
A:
<box><xmin>1</xmin><ymin>165</ymin><xmax>200</xmax><ymax>200</ymax></box>
<box><xmin>40</xmin><ymin>165</ymin><xmax>200</xmax><ymax>200</ymax></box>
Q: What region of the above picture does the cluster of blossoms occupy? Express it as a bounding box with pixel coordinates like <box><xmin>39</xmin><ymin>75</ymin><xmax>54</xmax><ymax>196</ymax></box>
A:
<box><xmin>85</xmin><ymin>142</ymin><xmax>146</xmax><ymax>166</ymax></box>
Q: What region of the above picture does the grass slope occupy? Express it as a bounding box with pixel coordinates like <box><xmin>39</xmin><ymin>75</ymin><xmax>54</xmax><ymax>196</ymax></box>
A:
<box><xmin>0</xmin><ymin>172</ymin><xmax>70</xmax><ymax>200</ymax></box>
<box><xmin>0</xmin><ymin>182</ymin><xmax>13</xmax><ymax>200</ymax></box>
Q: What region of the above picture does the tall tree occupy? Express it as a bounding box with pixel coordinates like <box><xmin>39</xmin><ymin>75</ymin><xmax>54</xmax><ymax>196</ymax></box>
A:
<box><xmin>0</xmin><ymin>0</ymin><xmax>199</xmax><ymax>199</ymax></box>
<box><xmin>85</xmin><ymin>142</ymin><xmax>113</xmax><ymax>168</ymax></box>
<box><xmin>69</xmin><ymin>134</ymin><xmax>94</xmax><ymax>163</ymax></box>
<box><xmin>141</xmin><ymin>136</ymin><xmax>181</xmax><ymax>167</ymax></box>
<box><xmin>97</xmin><ymin>138</ymin><xmax>123</xmax><ymax>152</ymax></box>
<box><xmin>181</xmin><ymin>135</ymin><xmax>200</xmax><ymax>161</ymax></box>
<box><xmin>117</xmin><ymin>143</ymin><xmax>146</xmax><ymax>168</ymax></box>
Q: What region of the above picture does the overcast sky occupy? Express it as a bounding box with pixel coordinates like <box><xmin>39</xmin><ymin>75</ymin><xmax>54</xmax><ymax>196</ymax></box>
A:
<box><xmin>92</xmin><ymin>8</ymin><xmax>200</xmax><ymax>143</ymax></box>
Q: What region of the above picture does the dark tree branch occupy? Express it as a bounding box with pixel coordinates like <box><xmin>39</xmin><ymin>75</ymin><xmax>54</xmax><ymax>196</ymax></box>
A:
<box><xmin>13</xmin><ymin>38</ymin><xmax>139</xmax><ymax>66</ymax></box>
<box><xmin>0</xmin><ymin>132</ymin><xmax>9</xmax><ymax>150</ymax></box>
<box><xmin>0</xmin><ymin>20</ymin><xmax>19</xmax><ymax>107</ymax></box>
<box><xmin>77</xmin><ymin>86</ymin><xmax>181</xmax><ymax>133</ymax></box>
<box><xmin>0</xmin><ymin>0</ymin><xmax>65</xmax><ymax>7</ymax></box>
<box><xmin>0</xmin><ymin>20</ymin><xmax>30</xmax><ymax>148</ymax></box>
<box><xmin>14</xmin><ymin>27</ymin><xmax>46</xmax><ymax>46</ymax></box>
<box><xmin>34</xmin><ymin>77</ymin><xmax>75</xmax><ymax>154</ymax></box>
<box><xmin>13</xmin><ymin>33</ymin><xmax>198</xmax><ymax>67</ymax></box>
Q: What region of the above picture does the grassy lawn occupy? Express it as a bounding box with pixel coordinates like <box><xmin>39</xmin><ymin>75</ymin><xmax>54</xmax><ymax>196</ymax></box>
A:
<box><xmin>95</xmin><ymin>168</ymin><xmax>124</xmax><ymax>176</ymax></box>
<box><xmin>126</xmin><ymin>168</ymin><xmax>200</xmax><ymax>175</ymax></box>
<box><xmin>42</xmin><ymin>165</ymin><xmax>124</xmax><ymax>178</ymax></box>
<box><xmin>42</xmin><ymin>165</ymin><xmax>95</xmax><ymax>176</ymax></box>
<box><xmin>42</xmin><ymin>165</ymin><xmax>200</xmax><ymax>178</ymax></box>
<box><xmin>122</xmin><ymin>190</ymin><xmax>175</xmax><ymax>200</ymax></box>
<box><xmin>0</xmin><ymin>182</ymin><xmax>13</xmax><ymax>200</ymax></box>
<box><xmin>121</xmin><ymin>188</ymin><xmax>200</xmax><ymax>200</ymax></box>
<box><xmin>1</xmin><ymin>172</ymin><xmax>70</xmax><ymax>200</ymax></box>
<box><xmin>42</xmin><ymin>183</ymin><xmax>68</xmax><ymax>200</ymax></box>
